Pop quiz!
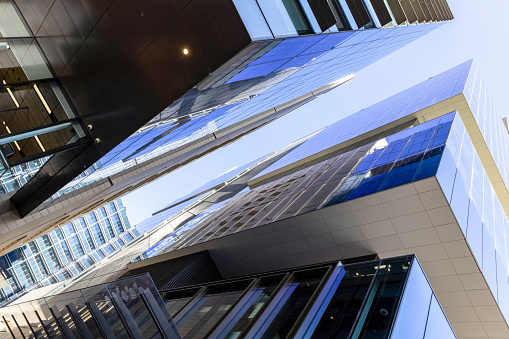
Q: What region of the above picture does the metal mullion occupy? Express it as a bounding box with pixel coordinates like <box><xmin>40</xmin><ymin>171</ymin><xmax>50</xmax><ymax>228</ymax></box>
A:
<box><xmin>3</xmin><ymin>315</ymin><xmax>16</xmax><ymax>338</ymax></box>
<box><xmin>21</xmin><ymin>313</ymin><xmax>36</xmax><ymax>339</ymax></box>
<box><xmin>286</xmin><ymin>266</ymin><xmax>335</xmax><ymax>338</ymax></box>
<box><xmin>294</xmin><ymin>263</ymin><xmax>347</xmax><ymax>337</ymax></box>
<box><xmin>346</xmin><ymin>261</ymin><xmax>382</xmax><ymax>338</ymax></box>
<box><xmin>66</xmin><ymin>303</ymin><xmax>94</xmax><ymax>339</ymax></box>
<box><xmin>10</xmin><ymin>314</ymin><xmax>26</xmax><ymax>339</ymax></box>
<box><xmin>139</xmin><ymin>289</ymin><xmax>180</xmax><ymax>339</ymax></box>
<box><xmin>34</xmin><ymin>310</ymin><xmax>50</xmax><ymax>339</ymax></box>
<box><xmin>82</xmin><ymin>218</ymin><xmax>98</xmax><ymax>250</ymax></box>
<box><xmin>180</xmin><ymin>283</ymin><xmax>242</xmax><ymax>337</ymax></box>
<box><xmin>112</xmin><ymin>201</ymin><xmax>128</xmax><ymax>231</ymax></box>
<box><xmin>244</xmin><ymin>273</ymin><xmax>294</xmax><ymax>338</ymax></box>
<box><xmin>204</xmin><ymin>278</ymin><xmax>259</xmax><ymax>338</ymax></box>
<box><xmin>171</xmin><ymin>286</ymin><xmax>208</xmax><ymax>324</ymax></box>
<box><xmin>387</xmin><ymin>256</ymin><xmax>419</xmax><ymax>337</ymax></box>
<box><xmin>68</xmin><ymin>225</ymin><xmax>86</xmax><ymax>260</ymax></box>
<box><xmin>62</xmin><ymin>239</ymin><xmax>76</xmax><ymax>261</ymax></box>
<box><xmin>109</xmin><ymin>292</ymin><xmax>143</xmax><ymax>339</ymax></box>
<box><xmin>95</xmin><ymin>212</ymin><xmax>111</xmax><ymax>242</ymax></box>
<box><xmin>48</xmin><ymin>307</ymin><xmax>75</xmax><ymax>339</ymax></box>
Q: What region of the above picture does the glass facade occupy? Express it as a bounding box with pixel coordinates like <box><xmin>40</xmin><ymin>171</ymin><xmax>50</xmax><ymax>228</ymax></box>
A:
<box><xmin>0</xmin><ymin>199</ymin><xmax>137</xmax><ymax>307</ymax></box>
<box><xmin>252</xmin><ymin>60</ymin><xmax>472</xmax><ymax>180</ymax></box>
<box><xmin>436</xmin><ymin>112</ymin><xmax>509</xmax><ymax>324</ymax></box>
<box><xmin>5</xmin><ymin>20</ymin><xmax>444</xmax><ymax>208</ymax></box>
<box><xmin>0</xmin><ymin>273</ymin><xmax>180</xmax><ymax>339</ymax></box>
<box><xmin>0</xmin><ymin>256</ymin><xmax>452</xmax><ymax>339</ymax></box>
<box><xmin>148</xmin><ymin>112</ymin><xmax>452</xmax><ymax>251</ymax></box>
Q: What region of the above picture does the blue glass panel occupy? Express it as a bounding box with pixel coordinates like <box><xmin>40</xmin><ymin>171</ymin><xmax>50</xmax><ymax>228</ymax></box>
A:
<box><xmin>436</xmin><ymin>146</ymin><xmax>457</xmax><ymax>202</ymax></box>
<box><xmin>497</xmin><ymin>253</ymin><xmax>509</xmax><ymax>323</ymax></box>
<box><xmin>233</xmin><ymin>0</ymin><xmax>273</xmax><ymax>39</ymax></box>
<box><xmin>496</xmin><ymin>252</ymin><xmax>507</xmax><ymax>305</ymax></box>
<box><xmin>450</xmin><ymin>171</ymin><xmax>470</xmax><ymax>235</ymax></box>
<box><xmin>412</xmin><ymin>146</ymin><xmax>445</xmax><ymax>182</ymax></box>
<box><xmin>379</xmin><ymin>152</ymin><xmax>424</xmax><ymax>191</ymax></box>
<box><xmin>390</xmin><ymin>259</ymin><xmax>432</xmax><ymax>339</ymax></box>
<box><xmin>483</xmin><ymin>224</ymin><xmax>498</xmax><ymax>298</ymax></box>
<box><xmin>467</xmin><ymin>204</ymin><xmax>483</xmax><ymax>267</ymax></box>
<box><xmin>423</xmin><ymin>295</ymin><xmax>455</xmax><ymax>339</ymax></box>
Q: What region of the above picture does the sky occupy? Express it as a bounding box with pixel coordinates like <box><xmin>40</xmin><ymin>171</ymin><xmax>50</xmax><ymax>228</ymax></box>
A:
<box><xmin>123</xmin><ymin>0</ymin><xmax>509</xmax><ymax>225</ymax></box>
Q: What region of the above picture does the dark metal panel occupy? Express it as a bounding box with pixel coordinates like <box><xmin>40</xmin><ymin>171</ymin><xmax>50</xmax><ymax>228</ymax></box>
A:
<box><xmin>11</xmin><ymin>142</ymin><xmax>92</xmax><ymax>217</ymax></box>
<box><xmin>60</xmin><ymin>0</ymin><xmax>95</xmax><ymax>39</ymax></box>
<box><xmin>126</xmin><ymin>251</ymin><xmax>222</xmax><ymax>291</ymax></box>
<box><xmin>345</xmin><ymin>0</ymin><xmax>372</xmax><ymax>28</ymax></box>
<box><xmin>399</xmin><ymin>0</ymin><xmax>418</xmax><ymax>23</ymax></box>
<box><xmin>430</xmin><ymin>0</ymin><xmax>445</xmax><ymax>19</ymax></box>
<box><xmin>369</xmin><ymin>0</ymin><xmax>393</xmax><ymax>26</ymax></box>
<box><xmin>386</xmin><ymin>0</ymin><xmax>407</xmax><ymax>24</ymax></box>
<box><xmin>12</xmin><ymin>0</ymin><xmax>251</xmax><ymax>215</ymax></box>
<box><xmin>13</xmin><ymin>0</ymin><xmax>55</xmax><ymax>34</ymax></box>
<box><xmin>417</xmin><ymin>0</ymin><xmax>432</xmax><ymax>21</ymax></box>
<box><xmin>410</xmin><ymin>0</ymin><xmax>426</xmax><ymax>22</ymax></box>
<box><xmin>423</xmin><ymin>0</ymin><xmax>438</xmax><ymax>20</ymax></box>
<box><xmin>307</xmin><ymin>0</ymin><xmax>337</xmax><ymax>32</ymax></box>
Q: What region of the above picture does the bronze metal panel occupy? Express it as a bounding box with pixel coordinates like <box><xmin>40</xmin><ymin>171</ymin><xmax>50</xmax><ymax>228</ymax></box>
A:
<box><xmin>308</xmin><ymin>0</ymin><xmax>337</xmax><ymax>32</ymax></box>
<box><xmin>369</xmin><ymin>0</ymin><xmax>393</xmax><ymax>26</ymax></box>
<box><xmin>387</xmin><ymin>0</ymin><xmax>407</xmax><ymax>24</ymax></box>
<box><xmin>345</xmin><ymin>0</ymin><xmax>371</xmax><ymax>28</ymax></box>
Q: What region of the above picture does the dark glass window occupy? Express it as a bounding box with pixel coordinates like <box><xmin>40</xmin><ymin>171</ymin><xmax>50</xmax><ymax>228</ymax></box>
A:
<box><xmin>261</xmin><ymin>272</ymin><xmax>325</xmax><ymax>338</ymax></box>
<box><xmin>225</xmin><ymin>277</ymin><xmax>282</xmax><ymax>337</ymax></box>
<box><xmin>311</xmin><ymin>264</ymin><xmax>377</xmax><ymax>338</ymax></box>
<box><xmin>177</xmin><ymin>282</ymin><xmax>250</xmax><ymax>338</ymax></box>
<box><xmin>282</xmin><ymin>0</ymin><xmax>314</xmax><ymax>35</ymax></box>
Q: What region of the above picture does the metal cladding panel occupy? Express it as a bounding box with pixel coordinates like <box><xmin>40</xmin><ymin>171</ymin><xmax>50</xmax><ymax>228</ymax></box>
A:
<box><xmin>423</xmin><ymin>0</ymin><xmax>439</xmax><ymax>20</ymax></box>
<box><xmin>12</xmin><ymin>0</ymin><xmax>252</xmax><ymax>216</ymax></box>
<box><xmin>125</xmin><ymin>251</ymin><xmax>222</xmax><ymax>291</ymax></box>
<box><xmin>410</xmin><ymin>0</ymin><xmax>426</xmax><ymax>22</ymax></box>
<box><xmin>417</xmin><ymin>0</ymin><xmax>432</xmax><ymax>21</ymax></box>
<box><xmin>399</xmin><ymin>0</ymin><xmax>418</xmax><ymax>23</ymax></box>
<box><xmin>308</xmin><ymin>0</ymin><xmax>337</xmax><ymax>32</ymax></box>
<box><xmin>387</xmin><ymin>0</ymin><xmax>408</xmax><ymax>24</ymax></box>
<box><xmin>345</xmin><ymin>0</ymin><xmax>372</xmax><ymax>28</ymax></box>
<box><xmin>370</xmin><ymin>0</ymin><xmax>393</xmax><ymax>26</ymax></box>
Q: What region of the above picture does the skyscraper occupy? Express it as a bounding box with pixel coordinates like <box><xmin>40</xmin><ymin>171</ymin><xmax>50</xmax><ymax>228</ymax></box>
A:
<box><xmin>0</xmin><ymin>0</ymin><xmax>452</xmax><ymax>256</ymax></box>
<box><xmin>1</xmin><ymin>59</ymin><xmax>505</xmax><ymax>338</ymax></box>
<box><xmin>0</xmin><ymin>198</ymin><xmax>136</xmax><ymax>306</ymax></box>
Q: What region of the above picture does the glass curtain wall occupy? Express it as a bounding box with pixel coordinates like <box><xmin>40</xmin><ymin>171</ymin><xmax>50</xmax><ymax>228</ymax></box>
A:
<box><xmin>0</xmin><ymin>199</ymin><xmax>137</xmax><ymax>306</ymax></box>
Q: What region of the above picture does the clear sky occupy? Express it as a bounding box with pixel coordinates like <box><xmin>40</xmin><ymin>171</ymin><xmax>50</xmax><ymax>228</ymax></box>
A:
<box><xmin>124</xmin><ymin>0</ymin><xmax>509</xmax><ymax>225</ymax></box>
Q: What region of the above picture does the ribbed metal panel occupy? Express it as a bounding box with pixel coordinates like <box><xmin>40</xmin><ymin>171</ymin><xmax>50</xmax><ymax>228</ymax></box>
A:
<box><xmin>124</xmin><ymin>251</ymin><xmax>222</xmax><ymax>291</ymax></box>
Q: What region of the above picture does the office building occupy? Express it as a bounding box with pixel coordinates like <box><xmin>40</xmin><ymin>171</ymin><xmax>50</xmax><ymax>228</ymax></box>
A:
<box><xmin>0</xmin><ymin>199</ymin><xmax>136</xmax><ymax>307</ymax></box>
<box><xmin>2</xmin><ymin>59</ymin><xmax>505</xmax><ymax>338</ymax></box>
<box><xmin>0</xmin><ymin>0</ymin><xmax>452</xmax><ymax>256</ymax></box>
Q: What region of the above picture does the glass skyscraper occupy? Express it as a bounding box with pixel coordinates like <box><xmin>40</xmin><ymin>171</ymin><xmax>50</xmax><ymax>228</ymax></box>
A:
<box><xmin>0</xmin><ymin>199</ymin><xmax>137</xmax><ymax>307</ymax></box>
<box><xmin>7</xmin><ymin>60</ymin><xmax>508</xmax><ymax>338</ymax></box>
<box><xmin>0</xmin><ymin>0</ymin><xmax>453</xmax><ymax>260</ymax></box>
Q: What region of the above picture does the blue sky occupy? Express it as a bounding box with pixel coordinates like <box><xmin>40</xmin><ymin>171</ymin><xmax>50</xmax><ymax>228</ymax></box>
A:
<box><xmin>124</xmin><ymin>0</ymin><xmax>509</xmax><ymax>225</ymax></box>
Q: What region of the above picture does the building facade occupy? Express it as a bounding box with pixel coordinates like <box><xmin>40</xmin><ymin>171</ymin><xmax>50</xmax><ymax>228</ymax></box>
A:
<box><xmin>0</xmin><ymin>198</ymin><xmax>137</xmax><ymax>307</ymax></box>
<box><xmin>0</xmin><ymin>0</ymin><xmax>452</xmax><ymax>257</ymax></box>
<box><xmin>3</xmin><ymin>60</ymin><xmax>504</xmax><ymax>338</ymax></box>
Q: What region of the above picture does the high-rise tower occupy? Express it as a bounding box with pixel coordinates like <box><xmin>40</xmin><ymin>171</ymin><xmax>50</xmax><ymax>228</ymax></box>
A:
<box><xmin>0</xmin><ymin>0</ymin><xmax>453</xmax><ymax>255</ymax></box>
